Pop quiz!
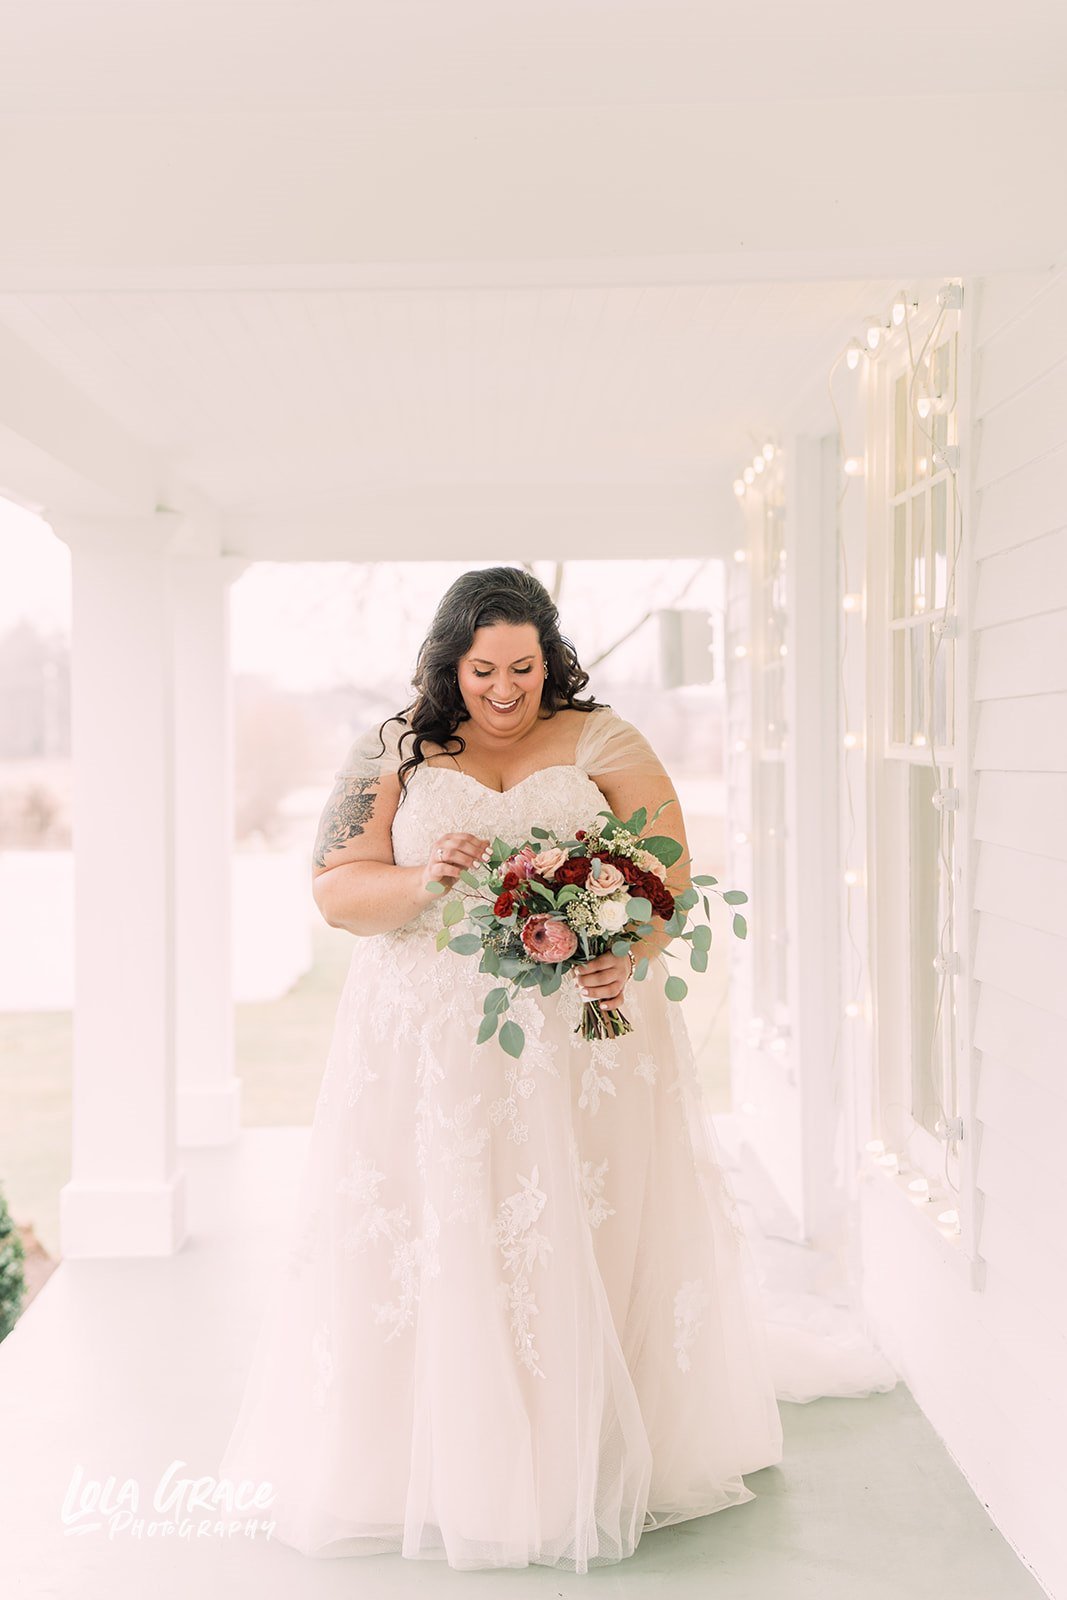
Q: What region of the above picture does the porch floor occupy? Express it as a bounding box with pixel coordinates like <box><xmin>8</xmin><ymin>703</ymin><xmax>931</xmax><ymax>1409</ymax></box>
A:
<box><xmin>0</xmin><ymin>1127</ymin><xmax>1048</xmax><ymax>1600</ymax></box>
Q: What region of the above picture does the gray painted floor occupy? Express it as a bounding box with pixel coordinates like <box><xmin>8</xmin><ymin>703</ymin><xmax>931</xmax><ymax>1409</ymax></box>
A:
<box><xmin>0</xmin><ymin>1129</ymin><xmax>1049</xmax><ymax>1599</ymax></box>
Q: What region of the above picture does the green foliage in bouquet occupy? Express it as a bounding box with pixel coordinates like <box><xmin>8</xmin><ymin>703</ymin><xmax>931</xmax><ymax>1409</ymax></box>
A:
<box><xmin>0</xmin><ymin>1180</ymin><xmax>27</xmax><ymax>1343</ymax></box>
<box><xmin>427</xmin><ymin>797</ymin><xmax>749</xmax><ymax>1057</ymax></box>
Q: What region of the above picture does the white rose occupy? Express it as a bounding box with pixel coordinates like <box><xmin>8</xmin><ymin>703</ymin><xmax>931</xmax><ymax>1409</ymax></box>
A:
<box><xmin>596</xmin><ymin>898</ymin><xmax>628</xmax><ymax>933</ymax></box>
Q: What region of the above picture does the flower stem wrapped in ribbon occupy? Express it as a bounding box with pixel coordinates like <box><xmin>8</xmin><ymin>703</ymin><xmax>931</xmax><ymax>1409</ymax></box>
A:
<box><xmin>425</xmin><ymin>799</ymin><xmax>749</xmax><ymax>1058</ymax></box>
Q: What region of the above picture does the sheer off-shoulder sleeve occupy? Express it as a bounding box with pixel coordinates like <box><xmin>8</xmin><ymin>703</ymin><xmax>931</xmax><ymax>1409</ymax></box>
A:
<box><xmin>573</xmin><ymin>705</ymin><xmax>664</xmax><ymax>780</ymax></box>
<box><xmin>333</xmin><ymin>715</ymin><xmax>410</xmax><ymax>782</ymax></box>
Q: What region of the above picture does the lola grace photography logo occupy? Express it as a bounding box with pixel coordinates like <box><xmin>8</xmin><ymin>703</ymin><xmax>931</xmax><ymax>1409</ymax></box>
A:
<box><xmin>61</xmin><ymin>1461</ymin><xmax>276</xmax><ymax>1541</ymax></box>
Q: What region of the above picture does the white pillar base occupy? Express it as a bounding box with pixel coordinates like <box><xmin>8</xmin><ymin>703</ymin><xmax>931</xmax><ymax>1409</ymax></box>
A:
<box><xmin>58</xmin><ymin>1171</ymin><xmax>187</xmax><ymax>1259</ymax></box>
<box><xmin>177</xmin><ymin>1078</ymin><xmax>243</xmax><ymax>1147</ymax></box>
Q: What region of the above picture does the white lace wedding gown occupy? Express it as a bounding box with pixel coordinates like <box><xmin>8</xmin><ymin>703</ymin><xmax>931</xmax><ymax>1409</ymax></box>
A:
<box><xmin>216</xmin><ymin>708</ymin><xmax>831</xmax><ymax>1572</ymax></box>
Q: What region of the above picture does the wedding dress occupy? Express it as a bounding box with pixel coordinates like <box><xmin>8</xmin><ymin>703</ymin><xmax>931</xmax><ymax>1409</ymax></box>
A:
<box><xmin>216</xmin><ymin>705</ymin><xmax>892</xmax><ymax>1573</ymax></box>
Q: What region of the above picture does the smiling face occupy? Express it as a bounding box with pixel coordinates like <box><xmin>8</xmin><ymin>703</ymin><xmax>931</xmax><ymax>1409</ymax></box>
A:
<box><xmin>456</xmin><ymin>622</ymin><xmax>547</xmax><ymax>741</ymax></box>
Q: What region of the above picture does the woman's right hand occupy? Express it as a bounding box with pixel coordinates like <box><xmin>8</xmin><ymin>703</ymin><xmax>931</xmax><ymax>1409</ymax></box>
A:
<box><xmin>417</xmin><ymin>832</ymin><xmax>491</xmax><ymax>897</ymax></box>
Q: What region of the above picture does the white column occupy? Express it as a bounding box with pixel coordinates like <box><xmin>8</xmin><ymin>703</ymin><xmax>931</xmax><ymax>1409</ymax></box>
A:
<box><xmin>783</xmin><ymin>435</ymin><xmax>845</xmax><ymax>1247</ymax></box>
<box><xmin>172</xmin><ymin>540</ymin><xmax>247</xmax><ymax>1145</ymax></box>
<box><xmin>53</xmin><ymin>511</ymin><xmax>186</xmax><ymax>1258</ymax></box>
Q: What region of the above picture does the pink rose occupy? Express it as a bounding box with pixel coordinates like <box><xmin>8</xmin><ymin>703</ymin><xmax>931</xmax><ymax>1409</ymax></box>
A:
<box><xmin>520</xmin><ymin>914</ymin><xmax>578</xmax><ymax>963</ymax></box>
<box><xmin>586</xmin><ymin>859</ymin><xmax>626</xmax><ymax>897</ymax></box>
<box><xmin>532</xmin><ymin>846</ymin><xmax>568</xmax><ymax>878</ymax></box>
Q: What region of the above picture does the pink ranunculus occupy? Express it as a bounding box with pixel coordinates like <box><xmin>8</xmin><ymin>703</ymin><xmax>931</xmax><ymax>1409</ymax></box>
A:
<box><xmin>586</xmin><ymin>859</ymin><xmax>626</xmax><ymax>896</ymax></box>
<box><xmin>532</xmin><ymin>846</ymin><xmax>568</xmax><ymax>878</ymax></box>
<box><xmin>502</xmin><ymin>844</ymin><xmax>539</xmax><ymax>880</ymax></box>
<box><xmin>520</xmin><ymin>914</ymin><xmax>578</xmax><ymax>963</ymax></box>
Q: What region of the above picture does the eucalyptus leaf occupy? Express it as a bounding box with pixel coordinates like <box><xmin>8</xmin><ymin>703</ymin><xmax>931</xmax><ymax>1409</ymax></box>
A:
<box><xmin>675</xmin><ymin>887</ymin><xmax>699</xmax><ymax>911</ymax></box>
<box><xmin>640</xmin><ymin>834</ymin><xmax>683</xmax><ymax>867</ymax></box>
<box><xmin>689</xmin><ymin>948</ymin><xmax>709</xmax><ymax>973</ymax></box>
<box><xmin>624</xmin><ymin>805</ymin><xmax>648</xmax><ymax>834</ymax></box>
<box><xmin>540</xmin><ymin>966</ymin><xmax>563</xmax><ymax>996</ymax></box>
<box><xmin>530</xmin><ymin>826</ymin><xmax>550</xmax><ymax>839</ymax></box>
<box><xmin>634</xmin><ymin>956</ymin><xmax>649</xmax><ymax>981</ymax></box>
<box><xmin>691</xmin><ymin>874</ymin><xmax>718</xmax><ymax>886</ymax></box>
<box><xmin>499</xmin><ymin>1019</ymin><xmax>525</xmax><ymax>1058</ymax></box>
<box><xmin>647</xmin><ymin>797</ymin><xmax>677</xmax><ymax>823</ymax></box>
<box><xmin>482</xmin><ymin>947</ymin><xmax>501</xmax><ymax>975</ymax></box>
<box><xmin>435</xmin><ymin>927</ymin><xmax>452</xmax><ymax>951</ymax></box>
<box><xmin>442</xmin><ymin>898</ymin><xmax>465</xmax><ymax>927</ymax></box>
<box><xmin>722</xmin><ymin>889</ymin><xmax>748</xmax><ymax>905</ymax></box>
<box><xmin>425</xmin><ymin>878</ymin><xmax>448</xmax><ymax>896</ymax></box>
<box><xmin>483</xmin><ymin>987</ymin><xmax>510</xmax><ymax>1015</ymax></box>
<box><xmin>610</xmin><ymin>939</ymin><xmax>631</xmax><ymax>957</ymax></box>
<box><xmin>664</xmin><ymin>974</ymin><xmax>688</xmax><ymax>1001</ymax></box>
<box><xmin>732</xmin><ymin>913</ymin><xmax>748</xmax><ymax>939</ymax></box>
<box><xmin>448</xmin><ymin>933</ymin><xmax>482</xmax><ymax>955</ymax></box>
<box><xmin>477</xmin><ymin>1013</ymin><xmax>499</xmax><ymax>1045</ymax></box>
<box><xmin>626</xmin><ymin>895</ymin><xmax>652</xmax><ymax>922</ymax></box>
<box><xmin>459</xmin><ymin>867</ymin><xmax>482</xmax><ymax>887</ymax></box>
<box><xmin>691</xmin><ymin>924</ymin><xmax>712</xmax><ymax>951</ymax></box>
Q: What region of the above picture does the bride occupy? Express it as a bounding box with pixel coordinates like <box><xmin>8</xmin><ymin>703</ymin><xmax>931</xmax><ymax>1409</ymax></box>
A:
<box><xmin>217</xmin><ymin>565</ymin><xmax>786</xmax><ymax>1572</ymax></box>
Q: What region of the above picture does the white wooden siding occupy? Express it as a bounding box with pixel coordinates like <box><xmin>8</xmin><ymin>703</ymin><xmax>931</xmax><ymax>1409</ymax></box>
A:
<box><xmin>972</xmin><ymin>268</ymin><xmax>1067</xmax><ymax>1376</ymax></box>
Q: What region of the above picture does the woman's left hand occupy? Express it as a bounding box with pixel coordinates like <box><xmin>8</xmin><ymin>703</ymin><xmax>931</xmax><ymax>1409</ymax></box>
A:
<box><xmin>574</xmin><ymin>951</ymin><xmax>632</xmax><ymax>1011</ymax></box>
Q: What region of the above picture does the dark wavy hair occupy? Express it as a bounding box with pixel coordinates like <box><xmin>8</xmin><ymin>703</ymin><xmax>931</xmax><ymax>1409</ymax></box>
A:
<box><xmin>372</xmin><ymin>566</ymin><xmax>609</xmax><ymax>806</ymax></box>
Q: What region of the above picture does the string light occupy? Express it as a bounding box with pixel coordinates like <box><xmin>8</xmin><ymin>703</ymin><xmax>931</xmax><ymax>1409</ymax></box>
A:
<box><xmin>734</xmin><ymin>643</ymin><xmax>748</xmax><ymax>659</ymax></box>
<box><xmin>753</xmin><ymin>455</ymin><xmax>766</xmax><ymax>474</ymax></box>
<box><xmin>733</xmin><ymin>548</ymin><xmax>747</xmax><ymax>562</ymax></box>
<box><xmin>744</xmin><ymin>466</ymin><xmax>756</xmax><ymax>484</ymax></box>
<box><xmin>846</xmin><ymin>340</ymin><xmax>864</xmax><ymax>370</ymax></box>
<box><xmin>733</xmin><ymin>478</ymin><xmax>746</xmax><ymax>497</ymax></box>
<box><xmin>843</xmin><ymin>731</ymin><xmax>859</xmax><ymax>749</ymax></box>
<box><xmin>842</xmin><ymin>592</ymin><xmax>862</xmax><ymax>611</ymax></box>
<box><xmin>762</xmin><ymin>442</ymin><xmax>776</xmax><ymax>461</ymax></box>
<box><xmin>844</xmin><ymin>869</ymin><xmax>860</xmax><ymax>886</ymax></box>
<box><xmin>843</xmin><ymin>456</ymin><xmax>865</xmax><ymax>476</ymax></box>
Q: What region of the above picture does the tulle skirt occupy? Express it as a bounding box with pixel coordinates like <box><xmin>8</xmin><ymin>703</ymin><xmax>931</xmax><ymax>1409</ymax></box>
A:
<box><xmin>217</xmin><ymin>922</ymin><xmax>785</xmax><ymax>1572</ymax></box>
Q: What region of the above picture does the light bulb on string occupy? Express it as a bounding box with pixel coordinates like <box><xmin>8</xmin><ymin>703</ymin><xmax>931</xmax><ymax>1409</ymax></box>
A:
<box><xmin>844</xmin><ymin>456</ymin><xmax>865</xmax><ymax>477</ymax></box>
<box><xmin>844</xmin><ymin>869</ymin><xmax>860</xmax><ymax>887</ymax></box>
<box><xmin>762</xmin><ymin>442</ymin><xmax>775</xmax><ymax>461</ymax></box>
<box><xmin>842</xmin><ymin>592</ymin><xmax>862</xmax><ymax>612</ymax></box>
<box><xmin>733</xmin><ymin>479</ymin><xmax>746</xmax><ymax>498</ymax></box>
<box><xmin>734</xmin><ymin>643</ymin><xmax>748</xmax><ymax>659</ymax></box>
<box><xmin>843</xmin><ymin>731</ymin><xmax>860</xmax><ymax>749</ymax></box>
<box><xmin>892</xmin><ymin>296</ymin><xmax>907</xmax><ymax>326</ymax></box>
<box><xmin>733</xmin><ymin>547</ymin><xmax>747</xmax><ymax>562</ymax></box>
<box><xmin>753</xmin><ymin>456</ymin><xmax>766</xmax><ymax>474</ymax></box>
<box><xmin>844</xmin><ymin>1001</ymin><xmax>862</xmax><ymax>1018</ymax></box>
<box><xmin>846</xmin><ymin>340</ymin><xmax>864</xmax><ymax>370</ymax></box>
<box><xmin>744</xmin><ymin>466</ymin><xmax>756</xmax><ymax>485</ymax></box>
<box><xmin>865</xmin><ymin>317</ymin><xmax>885</xmax><ymax>351</ymax></box>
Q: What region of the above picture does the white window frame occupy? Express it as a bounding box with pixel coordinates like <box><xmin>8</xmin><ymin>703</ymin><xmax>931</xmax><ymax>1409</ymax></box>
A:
<box><xmin>866</xmin><ymin>296</ymin><xmax>973</xmax><ymax>1206</ymax></box>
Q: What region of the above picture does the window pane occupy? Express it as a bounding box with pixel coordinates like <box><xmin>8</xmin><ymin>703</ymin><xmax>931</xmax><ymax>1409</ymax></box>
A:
<box><xmin>909</xmin><ymin>762</ymin><xmax>954</xmax><ymax>1133</ymax></box>
<box><xmin>892</xmin><ymin>502</ymin><xmax>907</xmax><ymax>618</ymax></box>
<box><xmin>912</xmin><ymin>391</ymin><xmax>929</xmax><ymax>485</ymax></box>
<box><xmin>892</xmin><ymin>628</ymin><xmax>905</xmax><ymax>743</ymax></box>
<box><xmin>894</xmin><ymin>374</ymin><xmax>908</xmax><ymax>495</ymax></box>
<box><xmin>911</xmin><ymin>493</ymin><xmax>927</xmax><ymax>614</ymax></box>
<box><xmin>932</xmin><ymin>630</ymin><xmax>947</xmax><ymax>747</ymax></box>
<box><xmin>910</xmin><ymin>625</ymin><xmax>925</xmax><ymax>743</ymax></box>
<box><xmin>931</xmin><ymin>479</ymin><xmax>948</xmax><ymax>610</ymax></box>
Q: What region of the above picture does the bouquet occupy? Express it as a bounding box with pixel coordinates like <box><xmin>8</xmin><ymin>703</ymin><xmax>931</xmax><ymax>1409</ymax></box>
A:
<box><xmin>427</xmin><ymin>799</ymin><xmax>748</xmax><ymax>1058</ymax></box>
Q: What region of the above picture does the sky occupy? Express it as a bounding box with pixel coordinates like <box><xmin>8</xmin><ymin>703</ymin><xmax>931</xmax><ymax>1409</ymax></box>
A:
<box><xmin>0</xmin><ymin>496</ymin><xmax>724</xmax><ymax>693</ymax></box>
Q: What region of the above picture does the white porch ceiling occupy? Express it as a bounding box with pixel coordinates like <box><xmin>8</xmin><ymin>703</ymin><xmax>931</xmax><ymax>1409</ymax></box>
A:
<box><xmin>0</xmin><ymin>1</ymin><xmax>1063</xmax><ymax>556</ymax></box>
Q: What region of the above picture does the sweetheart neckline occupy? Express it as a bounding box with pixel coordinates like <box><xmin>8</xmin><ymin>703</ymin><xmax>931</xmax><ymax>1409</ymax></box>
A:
<box><xmin>420</xmin><ymin>762</ymin><xmax>597</xmax><ymax>798</ymax></box>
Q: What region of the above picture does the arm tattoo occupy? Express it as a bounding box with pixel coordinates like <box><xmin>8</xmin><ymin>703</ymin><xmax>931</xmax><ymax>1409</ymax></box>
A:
<box><xmin>312</xmin><ymin>775</ymin><xmax>381</xmax><ymax>868</ymax></box>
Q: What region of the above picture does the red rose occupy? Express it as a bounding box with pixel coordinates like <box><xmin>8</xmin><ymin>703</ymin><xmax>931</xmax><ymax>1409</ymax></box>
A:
<box><xmin>554</xmin><ymin>857</ymin><xmax>591</xmax><ymax>885</ymax></box>
<box><xmin>494</xmin><ymin>890</ymin><xmax>516</xmax><ymax>917</ymax></box>
<box><xmin>501</xmin><ymin>870</ymin><xmax>520</xmax><ymax>890</ymax></box>
<box><xmin>574</xmin><ymin>829</ymin><xmax>586</xmax><ymax>840</ymax></box>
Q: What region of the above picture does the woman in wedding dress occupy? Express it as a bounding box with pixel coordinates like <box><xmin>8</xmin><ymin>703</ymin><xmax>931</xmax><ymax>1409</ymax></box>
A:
<box><xmin>217</xmin><ymin>565</ymin><xmax>787</xmax><ymax>1573</ymax></box>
